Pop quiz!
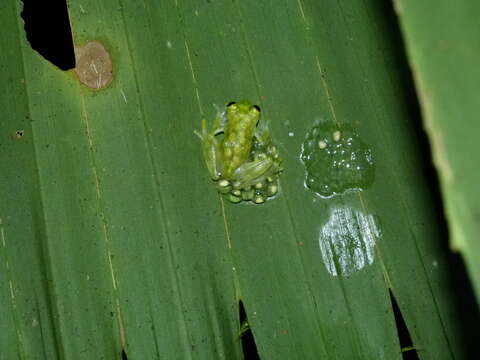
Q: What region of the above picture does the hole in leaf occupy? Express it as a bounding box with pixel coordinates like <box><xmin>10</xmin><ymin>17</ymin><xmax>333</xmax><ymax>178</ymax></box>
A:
<box><xmin>121</xmin><ymin>348</ymin><xmax>128</xmax><ymax>360</ymax></box>
<box><xmin>239</xmin><ymin>300</ymin><xmax>260</xmax><ymax>360</ymax></box>
<box><xmin>20</xmin><ymin>0</ymin><xmax>75</xmax><ymax>70</ymax></box>
<box><xmin>389</xmin><ymin>290</ymin><xmax>419</xmax><ymax>360</ymax></box>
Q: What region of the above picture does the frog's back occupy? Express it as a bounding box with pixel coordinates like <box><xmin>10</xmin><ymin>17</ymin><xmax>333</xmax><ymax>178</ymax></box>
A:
<box><xmin>221</xmin><ymin>102</ymin><xmax>259</xmax><ymax>178</ymax></box>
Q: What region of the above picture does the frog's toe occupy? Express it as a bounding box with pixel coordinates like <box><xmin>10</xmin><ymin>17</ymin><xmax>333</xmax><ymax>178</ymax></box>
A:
<box><xmin>217</xmin><ymin>179</ymin><xmax>231</xmax><ymax>194</ymax></box>
<box><xmin>193</xmin><ymin>129</ymin><xmax>203</xmax><ymax>140</ymax></box>
<box><xmin>256</xmin><ymin>180</ymin><xmax>270</xmax><ymax>190</ymax></box>
<box><xmin>228</xmin><ymin>194</ymin><xmax>242</xmax><ymax>203</ymax></box>
<box><xmin>267</xmin><ymin>181</ymin><xmax>279</xmax><ymax>197</ymax></box>
<box><xmin>253</xmin><ymin>193</ymin><xmax>266</xmax><ymax>204</ymax></box>
<box><xmin>241</xmin><ymin>188</ymin><xmax>255</xmax><ymax>201</ymax></box>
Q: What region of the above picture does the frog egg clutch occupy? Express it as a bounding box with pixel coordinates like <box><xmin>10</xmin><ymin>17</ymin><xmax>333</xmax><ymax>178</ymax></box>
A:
<box><xmin>195</xmin><ymin>100</ymin><xmax>283</xmax><ymax>204</ymax></box>
<box><xmin>218</xmin><ymin>140</ymin><xmax>282</xmax><ymax>204</ymax></box>
<box><xmin>301</xmin><ymin>122</ymin><xmax>374</xmax><ymax>198</ymax></box>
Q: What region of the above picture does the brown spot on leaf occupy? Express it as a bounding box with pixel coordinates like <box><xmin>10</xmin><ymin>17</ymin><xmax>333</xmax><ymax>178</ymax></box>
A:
<box><xmin>15</xmin><ymin>130</ymin><xmax>25</xmax><ymax>139</ymax></box>
<box><xmin>74</xmin><ymin>41</ymin><xmax>113</xmax><ymax>89</ymax></box>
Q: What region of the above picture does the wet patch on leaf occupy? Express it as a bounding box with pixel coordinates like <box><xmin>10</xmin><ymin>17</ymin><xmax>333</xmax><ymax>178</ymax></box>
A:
<box><xmin>319</xmin><ymin>206</ymin><xmax>381</xmax><ymax>277</ymax></box>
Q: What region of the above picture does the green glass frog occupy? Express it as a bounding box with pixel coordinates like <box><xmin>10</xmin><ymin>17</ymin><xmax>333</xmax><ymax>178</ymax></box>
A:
<box><xmin>195</xmin><ymin>100</ymin><xmax>282</xmax><ymax>203</ymax></box>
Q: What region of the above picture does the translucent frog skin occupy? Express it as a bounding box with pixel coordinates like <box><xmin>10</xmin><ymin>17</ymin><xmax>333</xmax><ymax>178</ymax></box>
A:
<box><xmin>195</xmin><ymin>100</ymin><xmax>282</xmax><ymax>204</ymax></box>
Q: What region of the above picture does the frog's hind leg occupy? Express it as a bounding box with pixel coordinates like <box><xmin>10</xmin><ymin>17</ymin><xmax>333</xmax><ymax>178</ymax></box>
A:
<box><xmin>194</xmin><ymin>119</ymin><xmax>224</xmax><ymax>180</ymax></box>
<box><xmin>231</xmin><ymin>156</ymin><xmax>280</xmax><ymax>190</ymax></box>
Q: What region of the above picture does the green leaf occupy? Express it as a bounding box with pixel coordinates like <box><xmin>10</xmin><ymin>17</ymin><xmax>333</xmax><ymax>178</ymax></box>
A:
<box><xmin>1</xmin><ymin>0</ymin><xmax>477</xmax><ymax>359</ymax></box>
<box><xmin>394</xmin><ymin>0</ymin><xmax>480</xmax><ymax>303</ymax></box>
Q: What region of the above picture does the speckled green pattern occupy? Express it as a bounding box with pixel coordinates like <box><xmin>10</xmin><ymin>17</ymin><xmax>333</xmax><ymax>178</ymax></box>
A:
<box><xmin>196</xmin><ymin>100</ymin><xmax>282</xmax><ymax>204</ymax></box>
<box><xmin>222</xmin><ymin>101</ymin><xmax>260</xmax><ymax>177</ymax></box>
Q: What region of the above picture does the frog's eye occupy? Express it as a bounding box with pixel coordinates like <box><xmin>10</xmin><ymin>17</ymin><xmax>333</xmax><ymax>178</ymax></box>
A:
<box><xmin>227</xmin><ymin>101</ymin><xmax>236</xmax><ymax>107</ymax></box>
<box><xmin>253</xmin><ymin>105</ymin><xmax>261</xmax><ymax>112</ymax></box>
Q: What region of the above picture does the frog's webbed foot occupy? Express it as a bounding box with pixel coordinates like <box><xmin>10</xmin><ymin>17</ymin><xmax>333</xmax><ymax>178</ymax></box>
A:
<box><xmin>194</xmin><ymin>108</ymin><xmax>225</xmax><ymax>139</ymax></box>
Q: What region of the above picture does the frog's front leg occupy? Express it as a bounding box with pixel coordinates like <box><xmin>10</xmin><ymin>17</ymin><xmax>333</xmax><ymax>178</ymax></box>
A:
<box><xmin>194</xmin><ymin>118</ymin><xmax>224</xmax><ymax>180</ymax></box>
<box><xmin>254</xmin><ymin>122</ymin><xmax>272</xmax><ymax>146</ymax></box>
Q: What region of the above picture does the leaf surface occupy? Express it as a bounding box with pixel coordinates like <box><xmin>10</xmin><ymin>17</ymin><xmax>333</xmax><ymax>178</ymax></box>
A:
<box><xmin>0</xmin><ymin>0</ymin><xmax>477</xmax><ymax>359</ymax></box>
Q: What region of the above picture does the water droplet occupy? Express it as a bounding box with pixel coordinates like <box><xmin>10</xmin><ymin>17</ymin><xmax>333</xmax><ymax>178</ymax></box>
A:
<box><xmin>301</xmin><ymin>122</ymin><xmax>375</xmax><ymax>198</ymax></box>
<box><xmin>319</xmin><ymin>206</ymin><xmax>382</xmax><ymax>276</ymax></box>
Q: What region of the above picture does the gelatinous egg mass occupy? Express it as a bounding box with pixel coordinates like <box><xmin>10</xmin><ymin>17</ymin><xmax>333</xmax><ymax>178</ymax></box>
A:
<box><xmin>301</xmin><ymin>122</ymin><xmax>374</xmax><ymax>197</ymax></box>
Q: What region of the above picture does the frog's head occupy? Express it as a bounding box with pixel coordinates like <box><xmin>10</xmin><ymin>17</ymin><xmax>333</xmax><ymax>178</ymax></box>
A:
<box><xmin>226</xmin><ymin>100</ymin><xmax>261</xmax><ymax>127</ymax></box>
